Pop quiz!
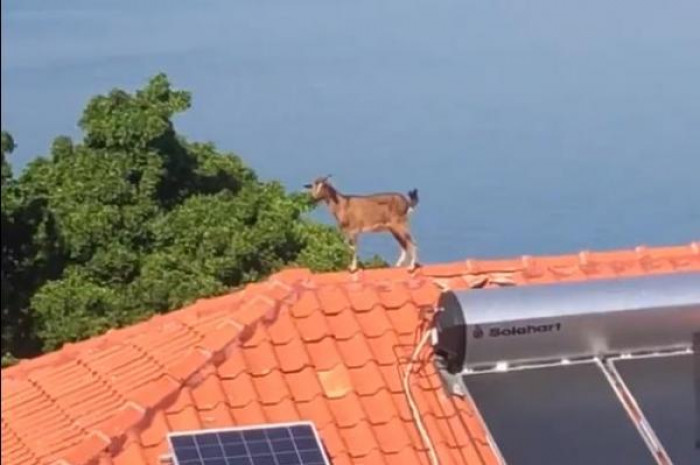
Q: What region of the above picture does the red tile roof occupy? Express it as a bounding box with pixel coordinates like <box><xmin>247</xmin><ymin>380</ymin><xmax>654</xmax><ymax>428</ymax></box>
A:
<box><xmin>2</xmin><ymin>242</ymin><xmax>699</xmax><ymax>465</ymax></box>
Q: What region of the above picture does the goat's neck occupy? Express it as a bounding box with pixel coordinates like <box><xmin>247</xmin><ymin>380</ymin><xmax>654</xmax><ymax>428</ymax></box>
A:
<box><xmin>324</xmin><ymin>189</ymin><xmax>347</xmax><ymax>220</ymax></box>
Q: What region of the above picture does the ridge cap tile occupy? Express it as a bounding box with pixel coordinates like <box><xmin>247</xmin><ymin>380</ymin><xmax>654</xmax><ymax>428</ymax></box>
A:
<box><xmin>232</xmin><ymin>294</ymin><xmax>278</xmax><ymax>328</ymax></box>
<box><xmin>128</xmin><ymin>375</ymin><xmax>181</xmax><ymax>412</ymax></box>
<box><xmin>195</xmin><ymin>319</ymin><xmax>243</xmax><ymax>355</ymax></box>
<box><xmin>54</xmin><ymin>430</ymin><xmax>111</xmax><ymax>465</ymax></box>
<box><xmin>165</xmin><ymin>348</ymin><xmax>211</xmax><ymax>383</ymax></box>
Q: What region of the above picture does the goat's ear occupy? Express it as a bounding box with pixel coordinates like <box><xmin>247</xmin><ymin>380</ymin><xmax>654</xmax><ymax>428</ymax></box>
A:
<box><xmin>303</xmin><ymin>184</ymin><xmax>312</xmax><ymax>189</ymax></box>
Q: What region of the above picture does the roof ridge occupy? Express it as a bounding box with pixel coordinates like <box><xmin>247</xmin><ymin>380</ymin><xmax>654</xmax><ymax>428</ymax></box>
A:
<box><xmin>5</xmin><ymin>241</ymin><xmax>699</xmax><ymax>379</ymax></box>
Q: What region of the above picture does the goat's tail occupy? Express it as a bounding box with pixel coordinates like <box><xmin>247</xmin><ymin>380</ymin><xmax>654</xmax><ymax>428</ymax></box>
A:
<box><xmin>407</xmin><ymin>189</ymin><xmax>419</xmax><ymax>211</ymax></box>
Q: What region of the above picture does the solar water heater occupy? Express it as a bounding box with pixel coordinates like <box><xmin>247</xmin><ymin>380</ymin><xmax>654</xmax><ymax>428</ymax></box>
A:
<box><xmin>433</xmin><ymin>272</ymin><xmax>700</xmax><ymax>465</ymax></box>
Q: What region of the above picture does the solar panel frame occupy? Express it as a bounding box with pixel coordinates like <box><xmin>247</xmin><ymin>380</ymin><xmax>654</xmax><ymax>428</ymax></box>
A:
<box><xmin>462</xmin><ymin>360</ymin><xmax>658</xmax><ymax>465</ymax></box>
<box><xmin>611</xmin><ymin>351</ymin><xmax>699</xmax><ymax>465</ymax></box>
<box><xmin>167</xmin><ymin>421</ymin><xmax>331</xmax><ymax>465</ymax></box>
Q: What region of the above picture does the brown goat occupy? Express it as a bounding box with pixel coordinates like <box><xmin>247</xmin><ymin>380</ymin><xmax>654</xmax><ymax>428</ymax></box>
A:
<box><xmin>304</xmin><ymin>175</ymin><xmax>419</xmax><ymax>272</ymax></box>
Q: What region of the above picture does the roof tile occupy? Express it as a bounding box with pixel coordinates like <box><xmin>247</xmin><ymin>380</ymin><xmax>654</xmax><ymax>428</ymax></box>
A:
<box><xmin>347</xmin><ymin>362</ymin><xmax>386</xmax><ymax>396</ymax></box>
<box><xmin>190</xmin><ymin>374</ymin><xmax>227</xmax><ymax>411</ymax></box>
<box><xmin>284</xmin><ymin>367</ymin><xmax>324</xmax><ymax>403</ymax></box>
<box><xmin>377</xmin><ymin>283</ymin><xmax>410</xmax><ymax>309</ymax></box>
<box><xmin>346</xmin><ymin>284</ymin><xmax>380</xmax><ymax>312</ymax></box>
<box><xmin>372</xmin><ymin>418</ymin><xmax>413</xmax><ymax>453</ymax></box>
<box><xmin>260</xmin><ymin>398</ymin><xmax>300</xmax><ymax>423</ymax></box>
<box><xmin>266</xmin><ymin>310</ymin><xmax>298</xmax><ymax>345</ymax></box>
<box><xmin>317</xmin><ymin>423</ymin><xmax>347</xmax><ymax>459</ymax></box>
<box><xmin>294</xmin><ymin>310</ymin><xmax>331</xmax><ymax>343</ymax></box>
<box><xmin>317</xmin><ymin>364</ymin><xmax>353</xmax><ymax>399</ymax></box>
<box><xmin>306</xmin><ymin>338</ymin><xmax>343</xmax><ymax>371</ymax></box>
<box><xmin>165</xmin><ymin>403</ymin><xmax>202</xmax><ymax>431</ymax></box>
<box><xmin>340</xmin><ymin>420</ymin><xmax>380</xmax><ymax>457</ymax></box>
<box><xmin>230</xmin><ymin>401</ymin><xmax>267</xmax><ymax>425</ymax></box>
<box><xmin>199</xmin><ymin>402</ymin><xmax>235</xmax><ymax>428</ymax></box>
<box><xmin>336</xmin><ymin>334</ymin><xmax>374</xmax><ymax>368</ymax></box>
<box><xmin>354</xmin><ymin>306</ymin><xmax>394</xmax><ymax>338</ymax></box>
<box><xmin>240</xmin><ymin>340</ymin><xmax>278</xmax><ymax>376</ymax></box>
<box><xmin>326</xmin><ymin>393</ymin><xmax>366</xmax><ymax>428</ymax></box>
<box><xmin>112</xmin><ymin>438</ymin><xmax>147</xmax><ymax>465</ymax></box>
<box><xmin>215</xmin><ymin>347</ymin><xmax>247</xmax><ymax>379</ymax></box>
<box><xmin>359</xmin><ymin>389</ymin><xmax>399</xmax><ymax>424</ymax></box>
<box><xmin>384</xmin><ymin>448</ymin><xmax>423</xmax><ymax>465</ymax></box>
<box><xmin>290</xmin><ymin>290</ymin><xmax>321</xmax><ymax>318</ymax></box>
<box><xmin>385</xmin><ymin>303</ymin><xmax>423</xmax><ymax>336</ymax></box>
<box><xmin>367</xmin><ymin>332</ymin><xmax>404</xmax><ymax>366</ymax></box>
<box><xmin>324</xmin><ymin>308</ymin><xmax>362</xmax><ymax>340</ymax></box>
<box><xmin>139</xmin><ymin>410</ymin><xmax>170</xmax><ymax>448</ymax></box>
<box><xmin>316</xmin><ymin>285</ymin><xmax>351</xmax><ymax>315</ymax></box>
<box><xmin>295</xmin><ymin>395</ymin><xmax>335</xmax><ymax>429</ymax></box>
<box><xmin>252</xmin><ymin>370</ymin><xmax>291</xmax><ymax>405</ymax></box>
<box><xmin>219</xmin><ymin>374</ymin><xmax>257</xmax><ymax>408</ymax></box>
<box><xmin>273</xmin><ymin>336</ymin><xmax>312</xmax><ymax>373</ymax></box>
<box><xmin>407</xmin><ymin>280</ymin><xmax>441</xmax><ymax>308</ymax></box>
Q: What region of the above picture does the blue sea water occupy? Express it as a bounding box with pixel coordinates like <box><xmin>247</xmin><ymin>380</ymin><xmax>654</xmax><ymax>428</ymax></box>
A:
<box><xmin>2</xmin><ymin>0</ymin><xmax>699</xmax><ymax>264</ymax></box>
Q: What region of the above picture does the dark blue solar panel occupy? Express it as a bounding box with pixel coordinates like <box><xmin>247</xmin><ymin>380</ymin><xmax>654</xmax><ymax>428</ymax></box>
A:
<box><xmin>168</xmin><ymin>423</ymin><xmax>330</xmax><ymax>465</ymax></box>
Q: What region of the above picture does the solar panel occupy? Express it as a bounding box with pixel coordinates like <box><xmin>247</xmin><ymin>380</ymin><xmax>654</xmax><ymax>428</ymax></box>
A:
<box><xmin>463</xmin><ymin>362</ymin><xmax>656</xmax><ymax>465</ymax></box>
<box><xmin>167</xmin><ymin>422</ymin><xmax>331</xmax><ymax>465</ymax></box>
<box><xmin>614</xmin><ymin>354</ymin><xmax>699</xmax><ymax>465</ymax></box>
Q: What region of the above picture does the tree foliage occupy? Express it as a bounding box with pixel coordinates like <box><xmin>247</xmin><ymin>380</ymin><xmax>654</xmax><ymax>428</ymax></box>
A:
<box><xmin>1</xmin><ymin>74</ymin><xmax>385</xmax><ymax>360</ymax></box>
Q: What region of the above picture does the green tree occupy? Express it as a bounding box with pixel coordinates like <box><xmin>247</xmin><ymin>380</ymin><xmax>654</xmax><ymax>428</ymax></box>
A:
<box><xmin>1</xmin><ymin>74</ymin><xmax>386</xmax><ymax>357</ymax></box>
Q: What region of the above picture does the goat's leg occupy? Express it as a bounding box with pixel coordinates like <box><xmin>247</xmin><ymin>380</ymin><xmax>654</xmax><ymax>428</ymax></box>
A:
<box><xmin>395</xmin><ymin>249</ymin><xmax>407</xmax><ymax>267</ymax></box>
<box><xmin>389</xmin><ymin>228</ymin><xmax>410</xmax><ymax>268</ymax></box>
<box><xmin>405</xmin><ymin>230</ymin><xmax>419</xmax><ymax>270</ymax></box>
<box><xmin>347</xmin><ymin>233</ymin><xmax>359</xmax><ymax>272</ymax></box>
<box><xmin>393</xmin><ymin>225</ymin><xmax>419</xmax><ymax>271</ymax></box>
<box><xmin>408</xmin><ymin>240</ymin><xmax>419</xmax><ymax>271</ymax></box>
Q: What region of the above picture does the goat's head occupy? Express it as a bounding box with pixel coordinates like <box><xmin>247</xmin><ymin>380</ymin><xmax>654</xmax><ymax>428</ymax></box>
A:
<box><xmin>303</xmin><ymin>175</ymin><xmax>337</xmax><ymax>203</ymax></box>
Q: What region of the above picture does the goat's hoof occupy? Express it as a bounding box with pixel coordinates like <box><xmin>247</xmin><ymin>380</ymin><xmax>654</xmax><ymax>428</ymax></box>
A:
<box><xmin>408</xmin><ymin>263</ymin><xmax>421</xmax><ymax>272</ymax></box>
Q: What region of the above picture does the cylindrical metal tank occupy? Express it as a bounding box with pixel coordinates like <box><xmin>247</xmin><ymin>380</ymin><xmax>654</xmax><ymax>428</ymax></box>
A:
<box><xmin>434</xmin><ymin>272</ymin><xmax>700</xmax><ymax>372</ymax></box>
